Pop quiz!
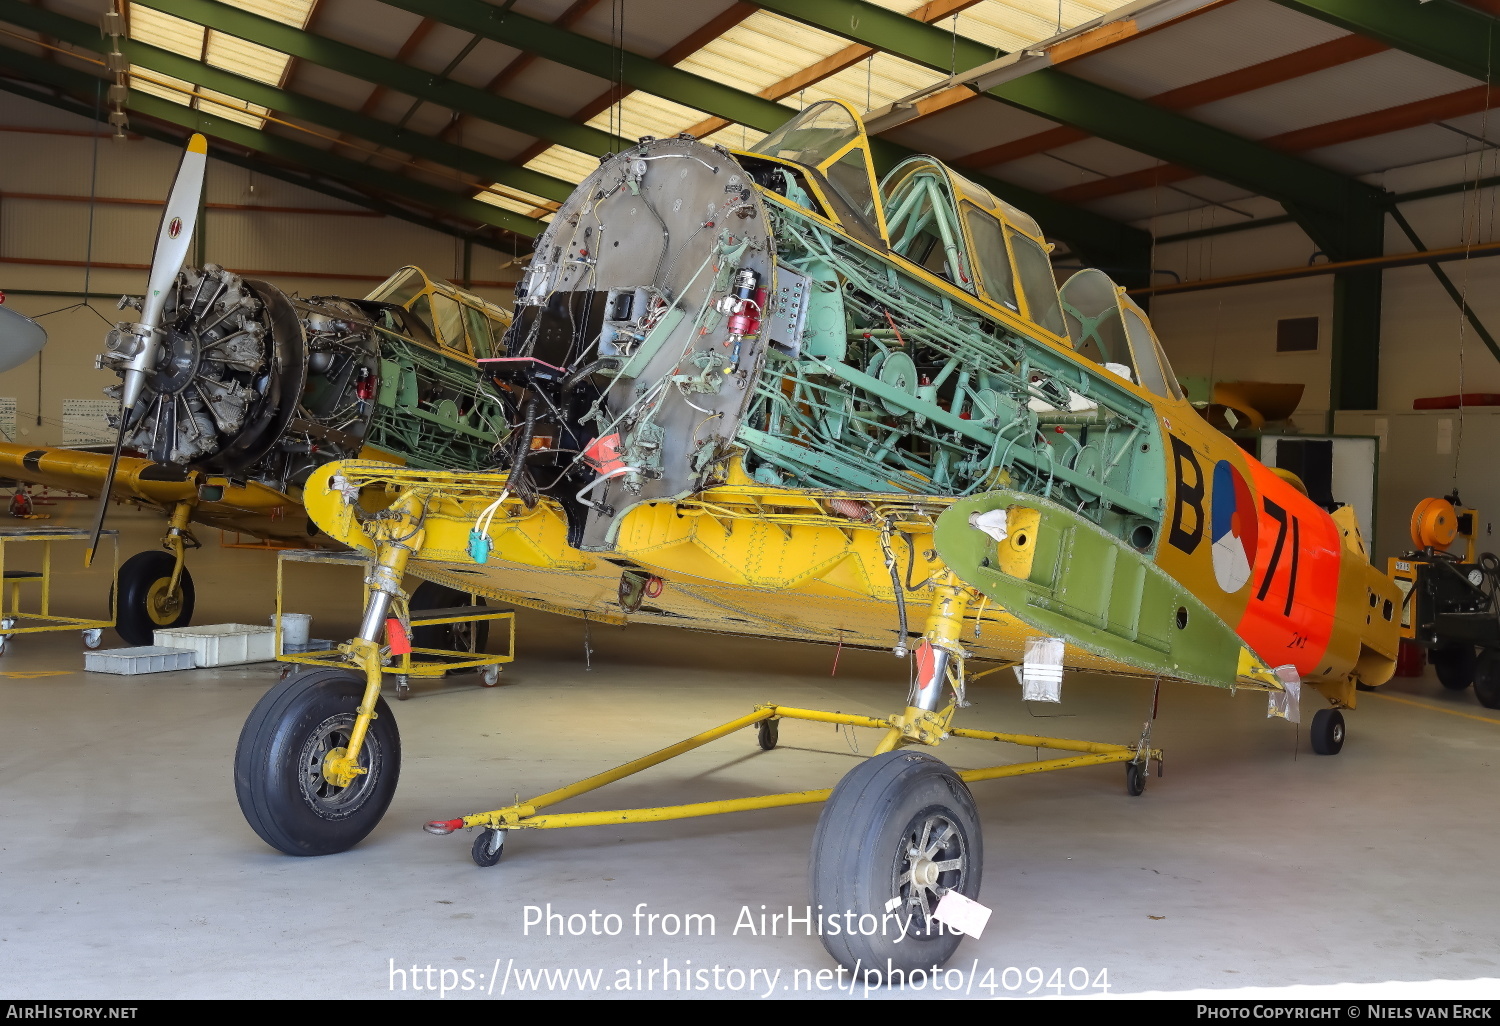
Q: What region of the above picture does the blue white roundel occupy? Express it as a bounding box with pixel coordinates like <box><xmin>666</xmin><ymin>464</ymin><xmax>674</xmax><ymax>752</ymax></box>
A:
<box><xmin>1210</xmin><ymin>460</ymin><xmax>1258</xmax><ymax>593</ymax></box>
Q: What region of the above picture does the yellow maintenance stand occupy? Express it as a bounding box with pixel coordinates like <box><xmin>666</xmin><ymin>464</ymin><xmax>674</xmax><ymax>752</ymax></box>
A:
<box><xmin>233</xmin><ymin>463</ymin><xmax>1165</xmax><ymax>977</ymax></box>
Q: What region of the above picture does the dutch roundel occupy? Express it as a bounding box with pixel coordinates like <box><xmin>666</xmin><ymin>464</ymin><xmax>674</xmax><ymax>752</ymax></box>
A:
<box><xmin>1210</xmin><ymin>461</ymin><xmax>1258</xmax><ymax>593</ymax></box>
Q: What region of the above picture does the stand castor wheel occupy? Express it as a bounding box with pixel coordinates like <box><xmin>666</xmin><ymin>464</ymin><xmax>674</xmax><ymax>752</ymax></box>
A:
<box><xmin>1310</xmin><ymin>707</ymin><xmax>1345</xmax><ymax>755</ymax></box>
<box><xmin>395</xmin><ymin>675</ymin><xmax>412</xmax><ymax>701</ymax></box>
<box><xmin>756</xmin><ymin>717</ymin><xmax>779</xmax><ymax>751</ymax></box>
<box><xmin>472</xmin><ymin>828</ymin><xmax>504</xmax><ymax>867</ymax></box>
<box><xmin>1125</xmin><ymin>759</ymin><xmax>1147</xmax><ymax>796</ymax></box>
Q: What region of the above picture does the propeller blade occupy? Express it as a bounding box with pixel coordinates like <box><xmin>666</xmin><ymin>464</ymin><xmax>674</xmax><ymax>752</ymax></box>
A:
<box><xmin>0</xmin><ymin>306</ymin><xmax>47</xmax><ymax>374</ymax></box>
<box><xmin>88</xmin><ymin>133</ymin><xmax>206</xmax><ymax>565</ymax></box>
<box><xmin>120</xmin><ymin>133</ymin><xmax>207</xmax><ymax>411</ymax></box>
<box><xmin>83</xmin><ymin>416</ymin><xmax>129</xmax><ymax>568</ymax></box>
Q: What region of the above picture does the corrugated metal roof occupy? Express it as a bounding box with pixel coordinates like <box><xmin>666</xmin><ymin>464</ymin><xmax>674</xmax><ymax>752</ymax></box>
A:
<box><xmin>1063</xmin><ymin>0</ymin><xmax>1350</xmax><ymax>99</ymax></box>
<box><xmin>1189</xmin><ymin>49</ymin><xmax>1485</xmax><ymax>141</ymax></box>
<box><xmin>1304</xmin><ymin>127</ymin><xmax>1484</xmax><ymax>179</ymax></box>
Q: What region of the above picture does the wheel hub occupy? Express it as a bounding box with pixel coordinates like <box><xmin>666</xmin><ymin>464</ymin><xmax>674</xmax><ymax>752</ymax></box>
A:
<box><xmin>145</xmin><ymin>577</ymin><xmax>183</xmax><ymax>624</ymax></box>
<box><xmin>895</xmin><ymin>810</ymin><xmax>968</xmax><ymax>932</ymax></box>
<box><xmin>299</xmin><ymin>713</ymin><xmax>380</xmax><ymax>818</ymax></box>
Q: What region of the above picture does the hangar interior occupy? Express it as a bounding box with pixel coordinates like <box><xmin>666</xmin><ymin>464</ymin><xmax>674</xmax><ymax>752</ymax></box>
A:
<box><xmin>0</xmin><ymin>0</ymin><xmax>1498</xmax><ymax>999</ymax></box>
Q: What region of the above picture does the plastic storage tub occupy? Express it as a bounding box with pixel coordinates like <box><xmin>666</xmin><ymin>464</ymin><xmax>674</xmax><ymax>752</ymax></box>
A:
<box><xmin>85</xmin><ymin>646</ymin><xmax>197</xmax><ymax>675</ymax></box>
<box><xmin>153</xmin><ymin>623</ymin><xmax>277</xmax><ymax>667</ymax></box>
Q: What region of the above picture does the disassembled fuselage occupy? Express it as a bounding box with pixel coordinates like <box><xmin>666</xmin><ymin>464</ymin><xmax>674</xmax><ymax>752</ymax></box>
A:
<box><xmin>309</xmin><ymin>101</ymin><xmax>1400</xmax><ymax>709</ymax></box>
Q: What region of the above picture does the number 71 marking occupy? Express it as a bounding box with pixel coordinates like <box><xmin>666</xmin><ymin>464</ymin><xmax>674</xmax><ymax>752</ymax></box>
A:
<box><xmin>1257</xmin><ymin>498</ymin><xmax>1300</xmax><ymax>617</ymax></box>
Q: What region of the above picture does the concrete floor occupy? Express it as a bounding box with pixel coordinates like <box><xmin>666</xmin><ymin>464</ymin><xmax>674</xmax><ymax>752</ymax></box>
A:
<box><xmin>1</xmin><ymin>502</ymin><xmax>1498</xmax><ymax>1000</ymax></box>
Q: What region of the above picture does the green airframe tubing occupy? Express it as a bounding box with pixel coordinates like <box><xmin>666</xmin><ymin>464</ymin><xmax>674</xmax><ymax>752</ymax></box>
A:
<box><xmin>934</xmin><ymin>490</ymin><xmax>1264</xmax><ymax>688</ymax></box>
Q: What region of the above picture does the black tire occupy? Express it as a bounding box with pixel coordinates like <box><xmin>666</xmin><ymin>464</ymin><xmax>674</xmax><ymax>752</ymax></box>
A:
<box><xmin>810</xmin><ymin>750</ymin><xmax>982</xmax><ymax>977</ymax></box>
<box><xmin>1431</xmin><ymin>644</ymin><xmax>1477</xmax><ymax>691</ymax></box>
<box><xmin>472</xmin><ymin>828</ymin><xmax>505</xmax><ymax>867</ymax></box>
<box><xmin>1473</xmin><ymin>650</ymin><xmax>1500</xmax><ymax>709</ymax></box>
<box><xmin>115</xmin><ymin>550</ymin><xmax>194</xmax><ymax>646</ymax></box>
<box><xmin>409</xmin><ymin>581</ymin><xmax>488</xmax><ymax>656</ymax></box>
<box><xmin>1310</xmin><ymin>708</ymin><xmax>1345</xmax><ymax>756</ymax></box>
<box><xmin>1125</xmin><ymin>760</ymin><xmax>1147</xmax><ymax>796</ymax></box>
<box><xmin>756</xmin><ymin>718</ymin><xmax>779</xmax><ymax>751</ymax></box>
<box><xmin>234</xmin><ymin>667</ymin><xmax>401</xmax><ymax>856</ymax></box>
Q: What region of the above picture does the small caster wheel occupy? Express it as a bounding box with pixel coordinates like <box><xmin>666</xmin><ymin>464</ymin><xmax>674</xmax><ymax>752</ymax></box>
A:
<box><xmin>756</xmin><ymin>717</ymin><xmax>779</xmax><ymax>751</ymax></box>
<box><xmin>480</xmin><ymin>665</ymin><xmax>501</xmax><ymax>687</ymax></box>
<box><xmin>1310</xmin><ymin>708</ymin><xmax>1345</xmax><ymax>755</ymax></box>
<box><xmin>82</xmin><ymin>628</ymin><xmax>103</xmax><ymax>650</ymax></box>
<box><xmin>395</xmin><ymin>676</ymin><xmax>412</xmax><ymax>702</ymax></box>
<box><xmin>472</xmin><ymin>828</ymin><xmax>504</xmax><ymax>867</ymax></box>
<box><xmin>1125</xmin><ymin>760</ymin><xmax>1147</xmax><ymax>796</ymax></box>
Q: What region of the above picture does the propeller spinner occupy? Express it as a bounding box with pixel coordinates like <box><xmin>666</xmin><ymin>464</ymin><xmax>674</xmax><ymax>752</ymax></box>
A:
<box><xmin>0</xmin><ymin>304</ymin><xmax>47</xmax><ymax>374</ymax></box>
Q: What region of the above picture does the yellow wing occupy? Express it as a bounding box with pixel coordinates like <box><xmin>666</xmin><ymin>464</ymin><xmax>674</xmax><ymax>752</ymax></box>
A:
<box><xmin>0</xmin><ymin>443</ymin><xmax>321</xmax><ymax>543</ymax></box>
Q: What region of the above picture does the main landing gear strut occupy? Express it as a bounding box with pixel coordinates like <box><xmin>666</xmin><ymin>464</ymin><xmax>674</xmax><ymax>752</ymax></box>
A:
<box><xmin>114</xmin><ymin>500</ymin><xmax>196</xmax><ymax>645</ymax></box>
<box><xmin>232</xmin><ymin>497</ymin><xmax>1163</xmax><ymax>976</ymax></box>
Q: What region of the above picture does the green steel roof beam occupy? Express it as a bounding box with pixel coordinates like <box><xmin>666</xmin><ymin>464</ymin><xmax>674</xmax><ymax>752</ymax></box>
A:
<box><xmin>746</xmin><ymin>0</ymin><xmax>1386</xmax><ymax>221</ymax></box>
<box><xmin>0</xmin><ymin>0</ymin><xmax>577</xmax><ymax>205</ymax></box>
<box><xmin>380</xmin><ymin>0</ymin><xmax>797</xmax><ymax>134</ymax></box>
<box><xmin>128</xmin><ymin>0</ymin><xmax>631</xmax><ymax>157</ymax></box>
<box><xmin>0</xmin><ymin>44</ymin><xmax>548</xmax><ymax>238</ymax></box>
<box><xmin>0</xmin><ymin>78</ymin><xmax>528</xmax><ymax>253</ymax></box>
<box><xmin>375</xmin><ymin>0</ymin><xmax>1149</xmax><ymax>268</ymax></box>
<box><xmin>1269</xmin><ymin>0</ymin><xmax>1498</xmax><ymax>82</ymax></box>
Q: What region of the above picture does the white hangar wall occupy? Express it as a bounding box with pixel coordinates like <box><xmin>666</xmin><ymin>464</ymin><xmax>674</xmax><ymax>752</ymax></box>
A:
<box><xmin>0</xmin><ymin>91</ymin><xmax>520</xmax><ymax>450</ymax></box>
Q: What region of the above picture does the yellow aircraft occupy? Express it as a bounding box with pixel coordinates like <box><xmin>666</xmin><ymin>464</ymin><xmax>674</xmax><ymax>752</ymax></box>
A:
<box><xmin>231</xmin><ymin>102</ymin><xmax>1401</xmax><ymax>977</ymax></box>
<box><xmin>0</xmin><ymin>259</ymin><xmax>514</xmax><ymax>644</ymax></box>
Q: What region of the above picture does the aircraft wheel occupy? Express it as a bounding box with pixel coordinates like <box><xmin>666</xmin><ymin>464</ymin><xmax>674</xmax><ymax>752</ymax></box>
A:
<box><xmin>1125</xmin><ymin>759</ymin><xmax>1147</xmax><ymax>796</ymax></box>
<box><xmin>115</xmin><ymin>550</ymin><xmax>194</xmax><ymax>646</ymax></box>
<box><xmin>234</xmin><ymin>667</ymin><xmax>401</xmax><ymax>856</ymax></box>
<box><xmin>1431</xmin><ymin>644</ymin><xmax>1476</xmax><ymax>691</ymax></box>
<box><xmin>756</xmin><ymin>717</ymin><xmax>779</xmax><ymax>751</ymax></box>
<box><xmin>1310</xmin><ymin>708</ymin><xmax>1345</xmax><ymax>756</ymax></box>
<box><xmin>410</xmin><ymin>581</ymin><xmax>489</xmax><ymax>662</ymax></box>
<box><xmin>810</xmin><ymin>750</ymin><xmax>982</xmax><ymax>977</ymax></box>
<box><xmin>471</xmin><ymin>828</ymin><xmax>504</xmax><ymax>868</ymax></box>
<box><xmin>1473</xmin><ymin>650</ymin><xmax>1500</xmax><ymax>709</ymax></box>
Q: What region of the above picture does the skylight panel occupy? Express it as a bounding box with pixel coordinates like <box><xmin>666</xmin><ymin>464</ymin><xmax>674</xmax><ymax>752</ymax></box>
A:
<box><xmin>196</xmin><ymin>88</ymin><xmax>272</xmax><ymax>129</ymax></box>
<box><xmin>204</xmin><ymin>32</ymin><xmax>291</xmax><ymax>87</ymax></box>
<box><xmin>524</xmin><ymin>147</ymin><xmax>600</xmax><ymax>186</ymax></box>
<box><xmin>127</xmin><ymin>0</ymin><xmax>317</xmax><ymax>130</ymax></box>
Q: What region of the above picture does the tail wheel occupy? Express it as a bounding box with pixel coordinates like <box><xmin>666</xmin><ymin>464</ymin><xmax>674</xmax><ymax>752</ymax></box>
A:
<box><xmin>410</xmin><ymin>581</ymin><xmax>489</xmax><ymax>658</ymax></box>
<box><xmin>234</xmin><ymin>667</ymin><xmax>401</xmax><ymax>856</ymax></box>
<box><xmin>1473</xmin><ymin>650</ymin><xmax>1500</xmax><ymax>709</ymax></box>
<box><xmin>810</xmin><ymin>750</ymin><xmax>982</xmax><ymax>976</ymax></box>
<box><xmin>1310</xmin><ymin>708</ymin><xmax>1345</xmax><ymax>756</ymax></box>
<box><xmin>115</xmin><ymin>550</ymin><xmax>194</xmax><ymax>645</ymax></box>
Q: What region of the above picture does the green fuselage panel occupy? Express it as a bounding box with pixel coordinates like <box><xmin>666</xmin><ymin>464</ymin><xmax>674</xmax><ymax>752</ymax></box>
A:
<box><xmin>935</xmin><ymin>490</ymin><xmax>1253</xmax><ymax>688</ymax></box>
